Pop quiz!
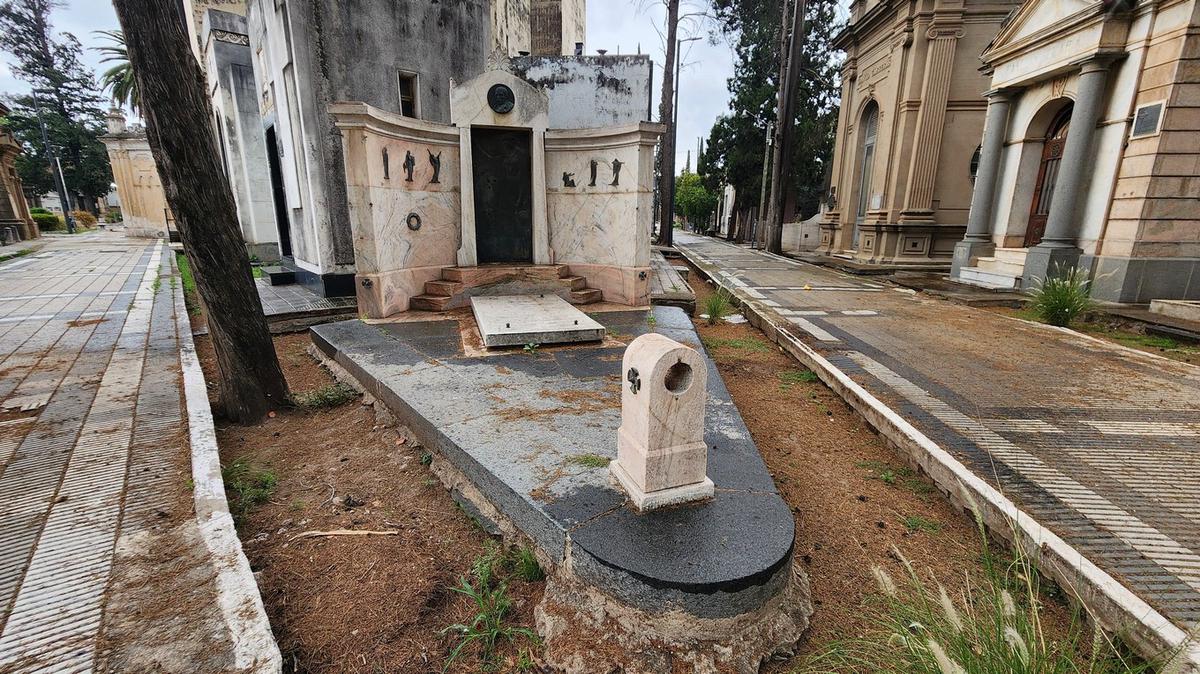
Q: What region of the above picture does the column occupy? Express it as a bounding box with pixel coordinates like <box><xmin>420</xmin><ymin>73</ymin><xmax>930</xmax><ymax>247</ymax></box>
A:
<box><xmin>951</xmin><ymin>88</ymin><xmax>1013</xmax><ymax>278</ymax></box>
<box><xmin>902</xmin><ymin>26</ymin><xmax>961</xmax><ymax>216</ymax></box>
<box><xmin>1022</xmin><ymin>56</ymin><xmax>1114</xmax><ymax>286</ymax></box>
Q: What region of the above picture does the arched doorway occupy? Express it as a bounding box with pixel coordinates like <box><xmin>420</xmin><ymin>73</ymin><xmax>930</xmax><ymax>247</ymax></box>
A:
<box><xmin>1025</xmin><ymin>104</ymin><xmax>1072</xmax><ymax>247</ymax></box>
<box><xmin>854</xmin><ymin>102</ymin><xmax>879</xmax><ymax>248</ymax></box>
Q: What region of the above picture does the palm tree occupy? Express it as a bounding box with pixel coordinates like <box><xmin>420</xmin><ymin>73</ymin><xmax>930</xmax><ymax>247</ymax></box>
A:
<box><xmin>94</xmin><ymin>29</ymin><xmax>140</xmax><ymax>113</ymax></box>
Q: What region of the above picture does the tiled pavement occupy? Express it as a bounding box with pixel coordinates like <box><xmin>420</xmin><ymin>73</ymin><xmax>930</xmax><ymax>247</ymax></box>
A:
<box><xmin>0</xmin><ymin>232</ymin><xmax>241</xmax><ymax>671</ymax></box>
<box><xmin>254</xmin><ymin>278</ymin><xmax>356</xmax><ymax>319</ymax></box>
<box><xmin>676</xmin><ymin>232</ymin><xmax>1200</xmax><ymax>654</ymax></box>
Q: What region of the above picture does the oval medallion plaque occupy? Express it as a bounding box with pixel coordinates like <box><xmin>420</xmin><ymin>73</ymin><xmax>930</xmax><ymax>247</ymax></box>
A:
<box><xmin>487</xmin><ymin>83</ymin><xmax>515</xmax><ymax>114</ymax></box>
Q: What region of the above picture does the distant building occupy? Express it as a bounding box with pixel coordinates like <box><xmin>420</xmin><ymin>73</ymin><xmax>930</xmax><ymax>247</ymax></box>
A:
<box><xmin>952</xmin><ymin>0</ymin><xmax>1200</xmax><ymax>302</ymax></box>
<box><xmin>0</xmin><ymin>102</ymin><xmax>36</xmax><ymax>242</ymax></box>
<box><xmin>817</xmin><ymin>0</ymin><xmax>1021</xmax><ymax>269</ymax></box>
<box><xmin>100</xmin><ymin>110</ymin><xmax>176</xmax><ymax>240</ymax></box>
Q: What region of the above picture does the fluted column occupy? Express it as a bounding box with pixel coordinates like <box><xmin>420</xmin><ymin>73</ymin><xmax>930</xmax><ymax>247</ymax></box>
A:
<box><xmin>951</xmin><ymin>88</ymin><xmax>1013</xmax><ymax>277</ymax></box>
<box><xmin>902</xmin><ymin>23</ymin><xmax>962</xmax><ymax>217</ymax></box>
<box><xmin>1022</xmin><ymin>55</ymin><xmax>1115</xmax><ymax>286</ymax></box>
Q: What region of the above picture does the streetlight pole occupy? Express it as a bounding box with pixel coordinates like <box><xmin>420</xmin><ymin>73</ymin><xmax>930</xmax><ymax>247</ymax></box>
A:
<box><xmin>665</xmin><ymin>35</ymin><xmax>702</xmax><ymax>247</ymax></box>
<box><xmin>32</xmin><ymin>92</ymin><xmax>75</xmax><ymax>233</ymax></box>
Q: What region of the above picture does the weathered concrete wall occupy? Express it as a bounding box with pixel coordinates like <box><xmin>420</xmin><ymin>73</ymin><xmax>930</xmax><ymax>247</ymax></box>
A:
<box><xmin>508</xmin><ymin>55</ymin><xmax>653</xmax><ymax>129</ymax></box>
<box><xmin>203</xmin><ymin>9</ymin><xmax>279</xmax><ymax>261</ymax></box>
<box><xmin>101</xmin><ymin>132</ymin><xmax>172</xmax><ymax>239</ymax></box>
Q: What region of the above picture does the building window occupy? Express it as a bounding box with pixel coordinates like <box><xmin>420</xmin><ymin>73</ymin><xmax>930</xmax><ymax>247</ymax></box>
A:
<box><xmin>856</xmin><ymin>102</ymin><xmax>879</xmax><ymax>224</ymax></box>
<box><xmin>398</xmin><ymin>72</ymin><xmax>418</xmax><ymax>118</ymax></box>
<box><xmin>969</xmin><ymin>145</ymin><xmax>982</xmax><ymax>183</ymax></box>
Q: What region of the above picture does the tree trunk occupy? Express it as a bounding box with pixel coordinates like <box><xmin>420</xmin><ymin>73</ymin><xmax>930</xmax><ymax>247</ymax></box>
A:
<box><xmin>765</xmin><ymin>0</ymin><xmax>807</xmax><ymax>254</ymax></box>
<box><xmin>112</xmin><ymin>0</ymin><xmax>289</xmax><ymax>423</ymax></box>
<box><xmin>655</xmin><ymin>0</ymin><xmax>679</xmax><ymax>248</ymax></box>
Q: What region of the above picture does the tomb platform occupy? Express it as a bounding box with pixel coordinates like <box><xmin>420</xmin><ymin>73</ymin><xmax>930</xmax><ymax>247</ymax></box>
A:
<box><xmin>310</xmin><ymin>306</ymin><xmax>810</xmax><ymax>672</ymax></box>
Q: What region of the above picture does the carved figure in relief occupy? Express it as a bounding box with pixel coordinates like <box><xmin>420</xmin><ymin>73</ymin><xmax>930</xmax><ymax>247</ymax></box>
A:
<box><xmin>428</xmin><ymin>150</ymin><xmax>442</xmax><ymax>184</ymax></box>
<box><xmin>562</xmin><ymin>172</ymin><xmax>576</xmax><ymax>187</ymax></box>
<box><xmin>610</xmin><ymin>158</ymin><xmax>624</xmax><ymax>186</ymax></box>
<box><xmin>588</xmin><ymin>159</ymin><xmax>598</xmax><ymax>187</ymax></box>
<box><xmin>403</xmin><ymin>150</ymin><xmax>416</xmax><ymax>182</ymax></box>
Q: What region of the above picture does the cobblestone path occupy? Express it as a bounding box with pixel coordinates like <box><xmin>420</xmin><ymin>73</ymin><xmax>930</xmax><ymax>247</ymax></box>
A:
<box><xmin>677</xmin><ymin>232</ymin><xmax>1200</xmax><ymax>649</ymax></box>
<box><xmin>0</xmin><ymin>233</ymin><xmax>241</xmax><ymax>672</ymax></box>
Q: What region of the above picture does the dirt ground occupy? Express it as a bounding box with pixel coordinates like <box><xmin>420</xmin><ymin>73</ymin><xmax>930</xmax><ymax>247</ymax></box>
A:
<box><xmin>196</xmin><ymin>333</ymin><xmax>543</xmax><ymax>674</ymax></box>
<box><xmin>197</xmin><ymin>289</ymin><xmax>1084</xmax><ymax>672</ymax></box>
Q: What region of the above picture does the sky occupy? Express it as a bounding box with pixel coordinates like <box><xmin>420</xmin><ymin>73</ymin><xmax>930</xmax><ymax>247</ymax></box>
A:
<box><xmin>0</xmin><ymin>0</ymin><xmax>741</xmax><ymax>171</ymax></box>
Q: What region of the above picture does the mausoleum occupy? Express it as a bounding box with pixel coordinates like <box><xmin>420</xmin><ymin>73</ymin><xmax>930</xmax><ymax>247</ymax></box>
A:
<box><xmin>333</xmin><ymin>70</ymin><xmax>663</xmax><ymax>318</ymax></box>
<box><xmin>952</xmin><ymin>0</ymin><xmax>1200</xmax><ymax>302</ymax></box>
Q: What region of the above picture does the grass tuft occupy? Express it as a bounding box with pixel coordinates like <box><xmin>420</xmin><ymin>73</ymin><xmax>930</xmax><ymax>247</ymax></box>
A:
<box><xmin>221</xmin><ymin>458</ymin><xmax>278</xmax><ymax>523</ymax></box>
<box><xmin>779</xmin><ymin>369</ymin><xmax>820</xmax><ymax>389</ymax></box>
<box><xmin>701</xmin><ymin>336</ymin><xmax>771</xmax><ymax>353</ymax></box>
<box><xmin>567</xmin><ymin>453</ymin><xmax>610</xmax><ymax>469</ymax></box>
<box><xmin>900</xmin><ymin>514</ymin><xmax>941</xmax><ymax>534</ymax></box>
<box><xmin>175</xmin><ymin>252</ymin><xmax>200</xmax><ymax>315</ymax></box>
<box><xmin>1029</xmin><ymin>266</ymin><xmax>1093</xmax><ymax>327</ymax></box>
<box><xmin>442</xmin><ymin>544</ymin><xmax>538</xmax><ymax>672</ymax></box>
<box><xmin>292</xmin><ymin>382</ymin><xmax>359</xmax><ymax>410</ymax></box>
<box><xmin>702</xmin><ymin>288</ymin><xmax>734</xmax><ymax>326</ymax></box>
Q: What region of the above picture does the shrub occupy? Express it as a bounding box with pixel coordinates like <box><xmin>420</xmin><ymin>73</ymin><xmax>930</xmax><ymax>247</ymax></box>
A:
<box><xmin>702</xmin><ymin>288</ymin><xmax>733</xmax><ymax>326</ymax></box>
<box><xmin>70</xmin><ymin>210</ymin><xmax>97</xmax><ymax>229</ymax></box>
<box><xmin>1030</xmin><ymin>266</ymin><xmax>1093</xmax><ymax>327</ymax></box>
<box><xmin>30</xmin><ymin>206</ymin><xmax>50</xmax><ymax>215</ymax></box>
<box><xmin>104</xmin><ymin>210</ymin><xmax>123</xmax><ymax>223</ymax></box>
<box><xmin>31</xmin><ymin>211</ymin><xmax>63</xmax><ymax>232</ymax></box>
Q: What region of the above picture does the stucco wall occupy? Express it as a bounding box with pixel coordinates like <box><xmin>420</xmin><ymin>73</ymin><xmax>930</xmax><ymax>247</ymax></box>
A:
<box><xmin>102</xmin><ymin>135</ymin><xmax>171</xmax><ymax>239</ymax></box>
<box><xmin>507</xmin><ymin>55</ymin><xmax>654</xmax><ymax>129</ymax></box>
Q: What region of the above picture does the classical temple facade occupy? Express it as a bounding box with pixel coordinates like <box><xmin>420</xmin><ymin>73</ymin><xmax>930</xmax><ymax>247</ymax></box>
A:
<box><xmin>952</xmin><ymin>0</ymin><xmax>1200</xmax><ymax>302</ymax></box>
<box><xmin>0</xmin><ymin>103</ymin><xmax>36</xmax><ymax>242</ymax></box>
<box><xmin>101</xmin><ymin>111</ymin><xmax>176</xmax><ymax>240</ymax></box>
<box><xmin>817</xmin><ymin>0</ymin><xmax>1021</xmax><ymax>268</ymax></box>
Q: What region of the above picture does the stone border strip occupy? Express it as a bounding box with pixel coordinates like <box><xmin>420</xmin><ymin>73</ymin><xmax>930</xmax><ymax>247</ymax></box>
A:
<box><xmin>172</xmin><ymin>249</ymin><xmax>282</xmax><ymax>673</ymax></box>
<box><xmin>678</xmin><ymin>242</ymin><xmax>1200</xmax><ymax>671</ymax></box>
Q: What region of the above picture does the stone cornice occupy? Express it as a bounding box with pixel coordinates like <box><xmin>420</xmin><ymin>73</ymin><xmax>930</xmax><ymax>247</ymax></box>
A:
<box><xmin>545</xmin><ymin>123</ymin><xmax>666</xmax><ymax>150</ymax></box>
<box><xmin>329</xmin><ymin>102</ymin><xmax>460</xmax><ymax>146</ymax></box>
<box><xmin>982</xmin><ymin>0</ymin><xmax>1131</xmax><ymax>67</ymax></box>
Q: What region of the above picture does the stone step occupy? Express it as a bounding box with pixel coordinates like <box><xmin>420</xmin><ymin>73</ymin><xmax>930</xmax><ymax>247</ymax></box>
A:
<box><xmin>423</xmin><ymin>279</ymin><xmax>463</xmax><ymax>297</ymax></box>
<box><xmin>562</xmin><ymin>275</ymin><xmax>588</xmax><ymax>291</ymax></box>
<box><xmin>441</xmin><ymin>264</ymin><xmax>569</xmax><ymax>284</ymax></box>
<box><xmin>262</xmin><ymin>266</ymin><xmax>295</xmax><ymax>286</ymax></box>
<box><xmin>410</xmin><ymin>294</ymin><xmax>453</xmax><ymax>312</ymax></box>
<box><xmin>569</xmin><ymin>288</ymin><xmax>603</xmax><ymax>304</ymax></box>
<box><xmin>992</xmin><ymin>248</ymin><xmax>1029</xmax><ymax>265</ymax></box>
<box><xmin>957</xmin><ymin>266</ymin><xmax>1021</xmax><ymax>290</ymax></box>
<box><xmin>975</xmin><ymin>257</ymin><xmax>1025</xmax><ymax>277</ymax></box>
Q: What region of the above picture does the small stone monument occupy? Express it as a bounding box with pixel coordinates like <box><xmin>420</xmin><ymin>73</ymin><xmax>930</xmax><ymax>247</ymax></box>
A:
<box><xmin>610</xmin><ymin>334</ymin><xmax>714</xmax><ymax>510</ymax></box>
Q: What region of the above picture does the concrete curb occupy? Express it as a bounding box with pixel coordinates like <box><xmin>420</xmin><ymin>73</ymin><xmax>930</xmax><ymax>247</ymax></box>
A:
<box><xmin>171</xmin><ymin>248</ymin><xmax>282</xmax><ymax>673</ymax></box>
<box><xmin>678</xmin><ymin>241</ymin><xmax>1200</xmax><ymax>671</ymax></box>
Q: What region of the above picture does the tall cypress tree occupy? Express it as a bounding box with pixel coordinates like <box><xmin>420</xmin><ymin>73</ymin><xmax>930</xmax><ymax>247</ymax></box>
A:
<box><xmin>702</xmin><ymin>0</ymin><xmax>840</xmax><ymax>223</ymax></box>
<box><xmin>0</xmin><ymin>0</ymin><xmax>112</xmax><ymax>210</ymax></box>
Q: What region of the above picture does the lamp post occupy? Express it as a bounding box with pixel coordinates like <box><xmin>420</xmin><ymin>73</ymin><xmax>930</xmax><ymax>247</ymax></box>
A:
<box><xmin>31</xmin><ymin>92</ymin><xmax>75</xmax><ymax>234</ymax></box>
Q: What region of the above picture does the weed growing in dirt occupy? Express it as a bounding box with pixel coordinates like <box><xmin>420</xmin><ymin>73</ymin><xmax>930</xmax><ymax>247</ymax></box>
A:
<box><xmin>421</xmin><ymin>452</ymin><xmax>433</xmax><ymax>466</ymax></box>
<box><xmin>702</xmin><ymin>289</ymin><xmax>733</xmax><ymax>326</ymax></box>
<box><xmin>511</xmin><ymin>547</ymin><xmax>544</xmax><ymax>582</ymax></box>
<box><xmin>779</xmin><ymin>369</ymin><xmax>819</xmax><ymax>389</ymax></box>
<box><xmin>702</xmin><ymin>336</ymin><xmax>771</xmax><ymax>353</ymax></box>
<box><xmin>856</xmin><ymin>461</ymin><xmax>938</xmax><ymax>499</ymax></box>
<box><xmin>151</xmin><ymin>273</ymin><xmax>161</xmax><ymax>292</ymax></box>
<box><xmin>1029</xmin><ymin>266</ymin><xmax>1093</xmax><ymax>327</ymax></box>
<box><xmin>442</xmin><ymin>545</ymin><xmax>538</xmax><ymax>672</ymax></box>
<box><xmin>567</xmin><ymin>453</ymin><xmax>610</xmax><ymax>469</ymax></box>
<box><xmin>647</xmin><ymin>311</ymin><xmax>657</xmax><ymax>327</ymax></box>
<box><xmin>523</xmin><ymin>343</ymin><xmax>540</xmax><ymax>355</ymax></box>
<box><xmin>794</xmin><ymin>495</ymin><xmax>1171</xmax><ymax>674</ymax></box>
<box><xmin>175</xmin><ymin>253</ymin><xmax>199</xmax><ymax>315</ymax></box>
<box><xmin>292</xmin><ymin>382</ymin><xmax>359</xmax><ymax>410</ymax></box>
<box><xmin>222</xmin><ymin>458</ymin><xmax>278</xmax><ymax>522</ymax></box>
<box><xmin>900</xmin><ymin>515</ymin><xmax>941</xmax><ymax>534</ymax></box>
<box><xmin>251</xmin><ymin>266</ymin><xmax>264</xmax><ymax>279</ymax></box>
<box><xmin>0</xmin><ymin>247</ymin><xmax>34</xmax><ymax>263</ymax></box>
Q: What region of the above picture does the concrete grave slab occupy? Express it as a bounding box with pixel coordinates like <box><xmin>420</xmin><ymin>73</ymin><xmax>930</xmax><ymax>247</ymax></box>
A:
<box><xmin>471</xmin><ymin>294</ymin><xmax>606</xmax><ymax>347</ymax></box>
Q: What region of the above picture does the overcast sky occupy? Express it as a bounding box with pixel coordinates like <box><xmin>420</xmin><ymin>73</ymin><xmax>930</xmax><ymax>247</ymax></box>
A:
<box><xmin>0</xmin><ymin>1</ymin><xmax>740</xmax><ymax>171</ymax></box>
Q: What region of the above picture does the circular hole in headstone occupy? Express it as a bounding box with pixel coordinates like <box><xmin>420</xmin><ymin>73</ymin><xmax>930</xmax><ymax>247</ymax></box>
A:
<box><xmin>664</xmin><ymin>362</ymin><xmax>693</xmax><ymax>394</ymax></box>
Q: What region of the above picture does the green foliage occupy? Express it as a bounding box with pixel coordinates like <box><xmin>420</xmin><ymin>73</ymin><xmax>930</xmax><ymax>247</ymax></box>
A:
<box><xmin>675</xmin><ymin>170</ymin><xmax>718</xmax><ymax>225</ymax></box>
<box><xmin>442</xmin><ymin>545</ymin><xmax>538</xmax><ymax>672</ymax></box>
<box><xmin>523</xmin><ymin>342</ymin><xmax>539</xmax><ymax>355</ymax></box>
<box><xmin>103</xmin><ymin>209</ymin><xmax>122</xmax><ymax>223</ymax></box>
<box><xmin>702</xmin><ymin>288</ymin><xmax>733</xmax><ymax>326</ymax></box>
<box><xmin>703</xmin><ymin>0</ymin><xmax>842</xmax><ymax>220</ymax></box>
<box><xmin>0</xmin><ymin>1</ymin><xmax>112</xmax><ymax>203</ymax></box>
<box><xmin>29</xmin><ymin>206</ymin><xmax>49</xmax><ymax>214</ymax></box>
<box><xmin>221</xmin><ymin>458</ymin><xmax>278</xmax><ymax>522</ymax></box>
<box><xmin>510</xmin><ymin>547</ymin><xmax>545</xmax><ymax>583</ymax></box>
<box><xmin>292</xmin><ymin>382</ymin><xmax>359</xmax><ymax>410</ymax></box>
<box><xmin>1030</xmin><ymin>267</ymin><xmax>1094</xmax><ymax>327</ymax></box>
<box><xmin>251</xmin><ymin>266</ymin><xmax>264</xmax><ymax>279</ymax></box>
<box><xmin>566</xmin><ymin>453</ymin><xmax>610</xmax><ymax>469</ymax></box>
<box><xmin>93</xmin><ymin>29</ymin><xmax>140</xmax><ymax>113</ymax></box>
<box><xmin>900</xmin><ymin>514</ymin><xmax>941</xmax><ymax>535</ymax></box>
<box><xmin>701</xmin><ymin>336</ymin><xmax>771</xmax><ymax>353</ymax></box>
<box><xmin>0</xmin><ymin>247</ymin><xmax>34</xmax><ymax>263</ymax></box>
<box><xmin>779</xmin><ymin>369</ymin><xmax>819</xmax><ymax>389</ymax></box>
<box><xmin>175</xmin><ymin>252</ymin><xmax>199</xmax><ymax>315</ymax></box>
<box><xmin>795</xmin><ymin>505</ymin><xmax>1168</xmax><ymax>674</ymax></box>
<box><xmin>31</xmin><ymin>211</ymin><xmax>62</xmax><ymax>231</ymax></box>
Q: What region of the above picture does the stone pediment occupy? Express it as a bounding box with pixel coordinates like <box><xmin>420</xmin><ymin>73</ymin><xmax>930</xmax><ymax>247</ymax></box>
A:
<box><xmin>985</xmin><ymin>0</ymin><xmax>1108</xmax><ymax>62</ymax></box>
<box><xmin>451</xmin><ymin>69</ymin><xmax>549</xmax><ymax>129</ymax></box>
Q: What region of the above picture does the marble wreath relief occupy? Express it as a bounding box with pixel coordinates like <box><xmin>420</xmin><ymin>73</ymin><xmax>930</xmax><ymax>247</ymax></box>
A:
<box><xmin>562</xmin><ymin>158</ymin><xmax>625</xmax><ymax>188</ymax></box>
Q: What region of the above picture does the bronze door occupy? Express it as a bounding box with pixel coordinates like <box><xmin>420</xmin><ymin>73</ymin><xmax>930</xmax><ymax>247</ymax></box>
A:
<box><xmin>472</xmin><ymin>128</ymin><xmax>533</xmax><ymax>264</ymax></box>
<box><xmin>1025</xmin><ymin>107</ymin><xmax>1072</xmax><ymax>247</ymax></box>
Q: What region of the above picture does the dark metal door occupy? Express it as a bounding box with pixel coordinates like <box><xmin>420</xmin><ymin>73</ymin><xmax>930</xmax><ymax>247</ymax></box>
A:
<box><xmin>472</xmin><ymin>128</ymin><xmax>533</xmax><ymax>264</ymax></box>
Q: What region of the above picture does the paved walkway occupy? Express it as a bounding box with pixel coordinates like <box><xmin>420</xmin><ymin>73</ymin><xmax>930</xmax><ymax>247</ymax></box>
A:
<box><xmin>0</xmin><ymin>232</ymin><xmax>245</xmax><ymax>672</ymax></box>
<box><xmin>677</xmin><ymin>233</ymin><xmax>1200</xmax><ymax>657</ymax></box>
